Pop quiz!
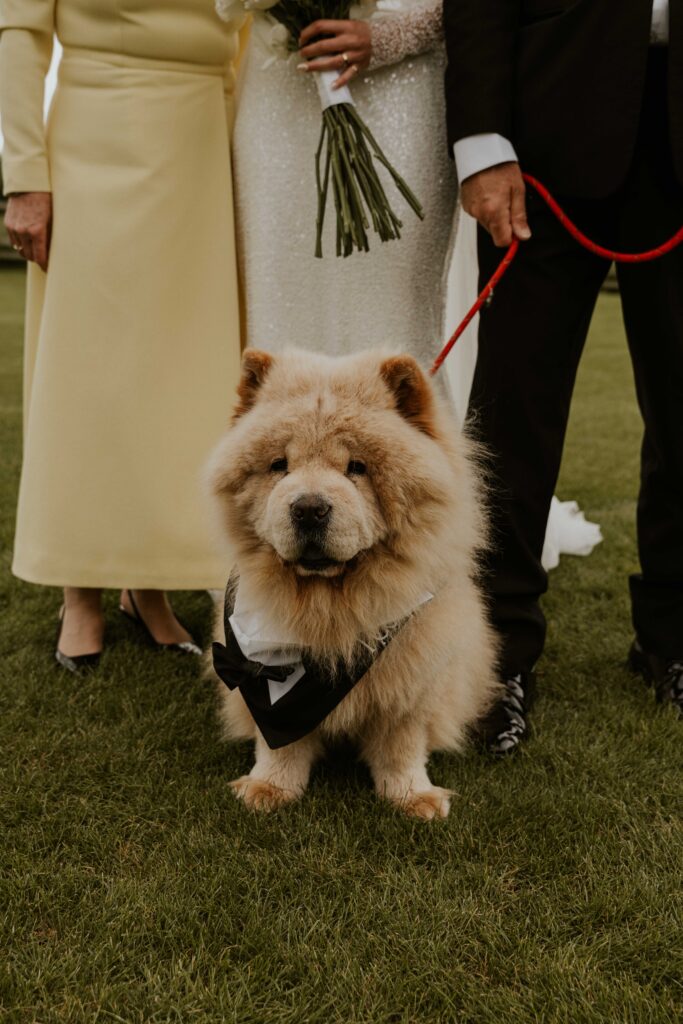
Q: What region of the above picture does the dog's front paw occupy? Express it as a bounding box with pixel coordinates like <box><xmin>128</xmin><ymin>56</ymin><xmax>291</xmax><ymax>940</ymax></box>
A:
<box><xmin>229</xmin><ymin>775</ymin><xmax>300</xmax><ymax>813</ymax></box>
<box><xmin>395</xmin><ymin>786</ymin><xmax>453</xmax><ymax>821</ymax></box>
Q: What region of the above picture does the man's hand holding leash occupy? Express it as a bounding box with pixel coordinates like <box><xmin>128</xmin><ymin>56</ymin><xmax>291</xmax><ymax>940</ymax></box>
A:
<box><xmin>461</xmin><ymin>161</ymin><xmax>532</xmax><ymax>248</ymax></box>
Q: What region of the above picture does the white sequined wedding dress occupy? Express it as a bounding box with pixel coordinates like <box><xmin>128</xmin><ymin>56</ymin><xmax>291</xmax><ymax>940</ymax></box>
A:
<box><xmin>223</xmin><ymin>0</ymin><xmax>456</xmax><ymax>368</ymax></box>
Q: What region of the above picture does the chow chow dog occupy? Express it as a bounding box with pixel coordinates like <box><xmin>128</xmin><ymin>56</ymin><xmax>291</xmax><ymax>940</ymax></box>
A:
<box><xmin>206</xmin><ymin>348</ymin><xmax>498</xmax><ymax>819</ymax></box>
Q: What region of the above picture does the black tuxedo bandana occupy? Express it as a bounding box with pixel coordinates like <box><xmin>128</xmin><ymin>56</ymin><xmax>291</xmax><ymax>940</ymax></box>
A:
<box><xmin>212</xmin><ymin>584</ymin><xmax>402</xmax><ymax>750</ymax></box>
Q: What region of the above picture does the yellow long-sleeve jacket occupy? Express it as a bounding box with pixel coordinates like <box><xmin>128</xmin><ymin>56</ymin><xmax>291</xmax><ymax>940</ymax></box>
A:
<box><xmin>0</xmin><ymin>0</ymin><xmax>240</xmax><ymax>194</ymax></box>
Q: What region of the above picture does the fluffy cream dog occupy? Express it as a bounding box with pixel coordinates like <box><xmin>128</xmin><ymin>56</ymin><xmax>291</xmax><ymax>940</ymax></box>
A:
<box><xmin>207</xmin><ymin>349</ymin><xmax>499</xmax><ymax>819</ymax></box>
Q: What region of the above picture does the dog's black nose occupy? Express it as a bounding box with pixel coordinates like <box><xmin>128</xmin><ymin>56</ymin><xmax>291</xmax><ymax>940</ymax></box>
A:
<box><xmin>290</xmin><ymin>495</ymin><xmax>331</xmax><ymax>531</ymax></box>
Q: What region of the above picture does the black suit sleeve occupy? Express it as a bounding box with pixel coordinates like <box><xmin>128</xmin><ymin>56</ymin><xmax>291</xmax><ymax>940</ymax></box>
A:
<box><xmin>444</xmin><ymin>0</ymin><xmax>521</xmax><ymax>150</ymax></box>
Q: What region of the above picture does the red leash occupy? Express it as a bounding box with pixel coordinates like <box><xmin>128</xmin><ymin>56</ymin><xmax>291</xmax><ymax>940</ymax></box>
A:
<box><xmin>429</xmin><ymin>172</ymin><xmax>683</xmax><ymax>376</ymax></box>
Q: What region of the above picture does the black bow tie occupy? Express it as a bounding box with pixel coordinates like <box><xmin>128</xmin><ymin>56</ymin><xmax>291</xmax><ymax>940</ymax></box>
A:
<box><xmin>212</xmin><ymin>641</ymin><xmax>298</xmax><ymax>690</ymax></box>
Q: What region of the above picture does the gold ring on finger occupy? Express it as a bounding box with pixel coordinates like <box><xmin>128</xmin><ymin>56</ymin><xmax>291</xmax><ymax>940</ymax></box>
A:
<box><xmin>341</xmin><ymin>52</ymin><xmax>350</xmax><ymax>68</ymax></box>
<box><xmin>12</xmin><ymin>243</ymin><xmax>23</xmax><ymax>253</ymax></box>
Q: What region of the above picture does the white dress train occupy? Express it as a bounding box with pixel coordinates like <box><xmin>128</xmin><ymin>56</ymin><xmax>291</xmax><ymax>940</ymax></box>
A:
<box><xmin>445</xmin><ymin>211</ymin><xmax>603</xmax><ymax>570</ymax></box>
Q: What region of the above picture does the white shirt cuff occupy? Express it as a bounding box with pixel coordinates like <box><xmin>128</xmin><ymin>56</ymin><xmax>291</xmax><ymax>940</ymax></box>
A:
<box><xmin>650</xmin><ymin>0</ymin><xmax>669</xmax><ymax>44</ymax></box>
<box><xmin>453</xmin><ymin>134</ymin><xmax>519</xmax><ymax>184</ymax></box>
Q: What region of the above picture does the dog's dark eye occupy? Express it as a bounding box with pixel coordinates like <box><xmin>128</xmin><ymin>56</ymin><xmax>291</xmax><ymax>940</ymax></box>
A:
<box><xmin>270</xmin><ymin>458</ymin><xmax>288</xmax><ymax>474</ymax></box>
<box><xmin>347</xmin><ymin>460</ymin><xmax>366</xmax><ymax>476</ymax></box>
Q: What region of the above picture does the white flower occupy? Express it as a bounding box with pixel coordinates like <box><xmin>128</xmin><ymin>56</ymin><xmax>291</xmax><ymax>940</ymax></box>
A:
<box><xmin>248</xmin><ymin>9</ymin><xmax>293</xmax><ymax>66</ymax></box>
<box><xmin>244</xmin><ymin>0</ymin><xmax>281</xmax><ymax>10</ymax></box>
<box><xmin>350</xmin><ymin>0</ymin><xmax>376</xmax><ymax>14</ymax></box>
<box><xmin>350</xmin><ymin>1</ymin><xmax>408</xmax><ymax>20</ymax></box>
<box><xmin>215</xmin><ymin>0</ymin><xmax>246</xmax><ymax>23</ymax></box>
<box><xmin>268</xmin><ymin>21</ymin><xmax>291</xmax><ymax>57</ymax></box>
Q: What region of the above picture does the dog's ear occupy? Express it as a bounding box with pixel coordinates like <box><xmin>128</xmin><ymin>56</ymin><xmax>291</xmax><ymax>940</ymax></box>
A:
<box><xmin>233</xmin><ymin>349</ymin><xmax>274</xmax><ymax>420</ymax></box>
<box><xmin>380</xmin><ymin>355</ymin><xmax>437</xmax><ymax>438</ymax></box>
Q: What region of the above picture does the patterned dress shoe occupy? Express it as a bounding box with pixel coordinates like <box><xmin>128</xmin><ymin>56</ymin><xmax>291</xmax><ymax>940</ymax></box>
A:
<box><xmin>478</xmin><ymin>671</ymin><xmax>536</xmax><ymax>756</ymax></box>
<box><xmin>628</xmin><ymin>640</ymin><xmax>683</xmax><ymax>717</ymax></box>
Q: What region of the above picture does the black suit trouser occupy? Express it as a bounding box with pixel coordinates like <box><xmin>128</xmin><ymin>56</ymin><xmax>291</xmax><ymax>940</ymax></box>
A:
<box><xmin>469</xmin><ymin>49</ymin><xmax>683</xmax><ymax>674</ymax></box>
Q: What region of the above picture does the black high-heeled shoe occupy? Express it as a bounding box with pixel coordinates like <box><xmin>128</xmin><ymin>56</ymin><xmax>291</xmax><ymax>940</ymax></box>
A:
<box><xmin>119</xmin><ymin>589</ymin><xmax>202</xmax><ymax>655</ymax></box>
<box><xmin>55</xmin><ymin>606</ymin><xmax>102</xmax><ymax>675</ymax></box>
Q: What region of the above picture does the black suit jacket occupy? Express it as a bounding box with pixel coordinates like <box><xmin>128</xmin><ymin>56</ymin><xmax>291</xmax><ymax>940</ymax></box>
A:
<box><xmin>444</xmin><ymin>0</ymin><xmax>683</xmax><ymax>197</ymax></box>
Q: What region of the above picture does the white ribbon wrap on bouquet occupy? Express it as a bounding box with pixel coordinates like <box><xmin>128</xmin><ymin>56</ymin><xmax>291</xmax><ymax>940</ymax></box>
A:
<box><xmin>315</xmin><ymin>70</ymin><xmax>355</xmax><ymax>111</ymax></box>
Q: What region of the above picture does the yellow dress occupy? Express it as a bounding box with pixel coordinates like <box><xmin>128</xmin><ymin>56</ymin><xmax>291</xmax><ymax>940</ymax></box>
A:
<box><xmin>0</xmin><ymin>0</ymin><xmax>243</xmax><ymax>589</ymax></box>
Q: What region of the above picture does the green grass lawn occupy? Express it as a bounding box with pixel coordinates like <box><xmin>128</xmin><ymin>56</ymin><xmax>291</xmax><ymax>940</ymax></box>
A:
<box><xmin>1</xmin><ymin>266</ymin><xmax>681</xmax><ymax>1023</ymax></box>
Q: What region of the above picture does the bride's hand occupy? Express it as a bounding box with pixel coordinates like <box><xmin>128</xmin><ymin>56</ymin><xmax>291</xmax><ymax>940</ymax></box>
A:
<box><xmin>298</xmin><ymin>20</ymin><xmax>372</xmax><ymax>89</ymax></box>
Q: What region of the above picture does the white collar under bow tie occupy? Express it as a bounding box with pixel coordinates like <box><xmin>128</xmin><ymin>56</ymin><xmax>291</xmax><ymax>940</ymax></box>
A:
<box><xmin>229</xmin><ymin>587</ymin><xmax>434</xmax><ymax>706</ymax></box>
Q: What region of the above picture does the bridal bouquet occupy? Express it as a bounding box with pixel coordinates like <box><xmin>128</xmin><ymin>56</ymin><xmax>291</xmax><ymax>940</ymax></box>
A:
<box><xmin>219</xmin><ymin>0</ymin><xmax>423</xmax><ymax>257</ymax></box>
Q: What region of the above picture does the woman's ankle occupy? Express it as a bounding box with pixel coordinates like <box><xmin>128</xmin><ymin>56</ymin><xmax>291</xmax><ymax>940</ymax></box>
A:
<box><xmin>64</xmin><ymin>586</ymin><xmax>103</xmax><ymax>614</ymax></box>
<box><xmin>122</xmin><ymin>589</ymin><xmax>192</xmax><ymax>646</ymax></box>
<box><xmin>59</xmin><ymin>589</ymin><xmax>104</xmax><ymax>657</ymax></box>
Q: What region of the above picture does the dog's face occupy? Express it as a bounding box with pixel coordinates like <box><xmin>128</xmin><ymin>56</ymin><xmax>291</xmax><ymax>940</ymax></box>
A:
<box><xmin>253</xmin><ymin>434</ymin><xmax>383</xmax><ymax>577</ymax></box>
<box><xmin>209</xmin><ymin>349</ymin><xmax>456</xmax><ymax>582</ymax></box>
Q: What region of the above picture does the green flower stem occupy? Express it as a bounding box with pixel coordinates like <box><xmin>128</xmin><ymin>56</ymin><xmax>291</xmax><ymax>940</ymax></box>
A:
<box><xmin>333</xmin><ymin>112</ymin><xmax>370</xmax><ymax>252</ymax></box>
<box><xmin>338</xmin><ymin>112</ymin><xmax>384</xmax><ymax>238</ymax></box>
<box><xmin>328</xmin><ymin>126</ymin><xmax>357</xmax><ymax>256</ymax></box>
<box><xmin>346</xmin><ymin>106</ymin><xmax>424</xmax><ymax>221</ymax></box>
<box><xmin>315</xmin><ymin>121</ymin><xmax>333</xmax><ymax>259</ymax></box>
<box><xmin>346</xmin><ymin>117</ymin><xmax>402</xmax><ymax>240</ymax></box>
<box><xmin>328</xmin><ymin>112</ymin><xmax>360</xmax><ymax>256</ymax></box>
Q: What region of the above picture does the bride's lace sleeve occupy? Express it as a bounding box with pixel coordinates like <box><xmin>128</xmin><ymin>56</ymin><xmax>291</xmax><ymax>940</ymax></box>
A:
<box><xmin>369</xmin><ymin>1</ymin><xmax>443</xmax><ymax>71</ymax></box>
